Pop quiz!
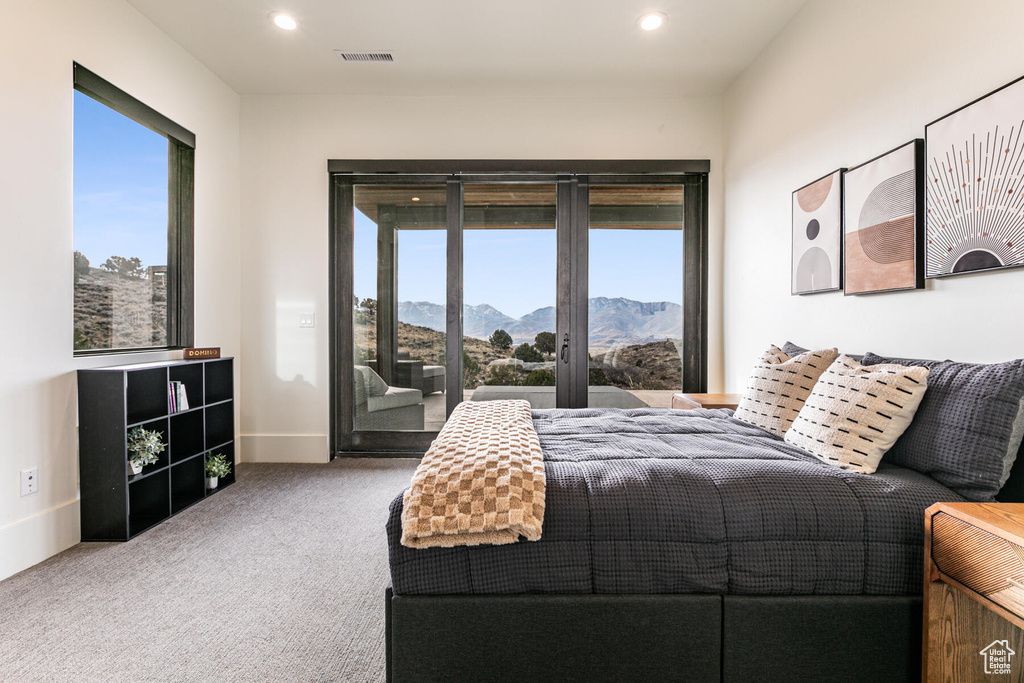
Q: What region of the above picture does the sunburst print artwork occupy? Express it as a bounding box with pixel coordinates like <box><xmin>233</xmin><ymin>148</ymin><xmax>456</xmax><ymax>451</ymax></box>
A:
<box><xmin>926</xmin><ymin>75</ymin><xmax>1024</xmax><ymax>277</ymax></box>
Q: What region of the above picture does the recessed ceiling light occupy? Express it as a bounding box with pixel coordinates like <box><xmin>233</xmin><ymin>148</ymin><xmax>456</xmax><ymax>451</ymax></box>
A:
<box><xmin>270</xmin><ymin>12</ymin><xmax>298</xmax><ymax>30</ymax></box>
<box><xmin>411</xmin><ymin>197</ymin><xmax>420</xmax><ymax>202</ymax></box>
<box><xmin>638</xmin><ymin>12</ymin><xmax>667</xmax><ymax>31</ymax></box>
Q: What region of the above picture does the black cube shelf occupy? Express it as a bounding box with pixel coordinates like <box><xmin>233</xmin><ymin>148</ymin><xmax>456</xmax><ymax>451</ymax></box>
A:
<box><xmin>77</xmin><ymin>357</ymin><xmax>235</xmax><ymax>541</ymax></box>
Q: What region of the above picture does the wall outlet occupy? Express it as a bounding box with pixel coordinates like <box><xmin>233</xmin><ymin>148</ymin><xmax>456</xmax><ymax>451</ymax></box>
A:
<box><xmin>20</xmin><ymin>467</ymin><xmax>38</xmax><ymax>496</ymax></box>
<box><xmin>299</xmin><ymin>312</ymin><xmax>315</xmax><ymax>328</ymax></box>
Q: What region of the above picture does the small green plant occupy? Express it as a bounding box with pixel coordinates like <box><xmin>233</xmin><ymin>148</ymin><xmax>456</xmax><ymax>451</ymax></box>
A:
<box><xmin>127</xmin><ymin>427</ymin><xmax>164</xmax><ymax>469</ymax></box>
<box><xmin>205</xmin><ymin>452</ymin><xmax>232</xmax><ymax>479</ymax></box>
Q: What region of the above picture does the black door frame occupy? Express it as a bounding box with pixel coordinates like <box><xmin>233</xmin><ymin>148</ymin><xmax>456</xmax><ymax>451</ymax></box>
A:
<box><xmin>328</xmin><ymin>161</ymin><xmax>709</xmax><ymax>457</ymax></box>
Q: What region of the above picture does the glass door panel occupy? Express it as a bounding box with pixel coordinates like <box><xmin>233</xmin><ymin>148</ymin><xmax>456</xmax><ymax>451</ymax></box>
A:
<box><xmin>353</xmin><ymin>184</ymin><xmax>447</xmax><ymax>431</ymax></box>
<box><xmin>462</xmin><ymin>183</ymin><xmax>558</xmax><ymax>408</ymax></box>
<box><xmin>588</xmin><ymin>185</ymin><xmax>685</xmax><ymax>408</ymax></box>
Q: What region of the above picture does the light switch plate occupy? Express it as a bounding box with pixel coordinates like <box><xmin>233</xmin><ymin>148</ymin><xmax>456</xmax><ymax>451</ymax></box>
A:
<box><xmin>299</xmin><ymin>312</ymin><xmax>315</xmax><ymax>328</ymax></box>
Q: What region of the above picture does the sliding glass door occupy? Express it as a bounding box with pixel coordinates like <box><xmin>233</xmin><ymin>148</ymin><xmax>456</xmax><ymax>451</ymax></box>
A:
<box><xmin>588</xmin><ymin>184</ymin><xmax>685</xmax><ymax>409</ymax></box>
<box><xmin>462</xmin><ymin>183</ymin><xmax>559</xmax><ymax>407</ymax></box>
<box><xmin>351</xmin><ymin>184</ymin><xmax>449</xmax><ymax>433</ymax></box>
<box><xmin>330</xmin><ymin>164</ymin><xmax>707</xmax><ymax>455</ymax></box>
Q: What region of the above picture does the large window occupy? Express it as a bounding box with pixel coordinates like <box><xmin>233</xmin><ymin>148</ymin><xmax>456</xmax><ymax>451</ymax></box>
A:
<box><xmin>588</xmin><ymin>185</ymin><xmax>684</xmax><ymax>408</ymax></box>
<box><xmin>352</xmin><ymin>184</ymin><xmax>448</xmax><ymax>432</ymax></box>
<box><xmin>463</xmin><ymin>184</ymin><xmax>557</xmax><ymax>399</ymax></box>
<box><xmin>73</xmin><ymin>64</ymin><xmax>194</xmax><ymax>354</ymax></box>
<box><xmin>329</xmin><ymin>162</ymin><xmax>708</xmax><ymax>456</ymax></box>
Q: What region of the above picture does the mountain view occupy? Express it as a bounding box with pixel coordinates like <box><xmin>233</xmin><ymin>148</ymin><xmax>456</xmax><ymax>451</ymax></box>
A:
<box><xmin>398</xmin><ymin>297</ymin><xmax>681</xmax><ymax>348</ymax></box>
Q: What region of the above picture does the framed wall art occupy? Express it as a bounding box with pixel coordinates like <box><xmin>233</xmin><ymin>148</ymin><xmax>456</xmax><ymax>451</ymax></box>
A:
<box><xmin>926</xmin><ymin>75</ymin><xmax>1024</xmax><ymax>277</ymax></box>
<box><xmin>792</xmin><ymin>169</ymin><xmax>843</xmax><ymax>294</ymax></box>
<box><xmin>842</xmin><ymin>140</ymin><xmax>925</xmax><ymax>295</ymax></box>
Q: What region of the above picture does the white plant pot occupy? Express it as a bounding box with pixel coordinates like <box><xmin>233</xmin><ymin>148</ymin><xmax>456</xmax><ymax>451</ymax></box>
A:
<box><xmin>206</xmin><ymin>476</ymin><xmax>219</xmax><ymax>490</ymax></box>
<box><xmin>129</xmin><ymin>461</ymin><xmax>144</xmax><ymax>475</ymax></box>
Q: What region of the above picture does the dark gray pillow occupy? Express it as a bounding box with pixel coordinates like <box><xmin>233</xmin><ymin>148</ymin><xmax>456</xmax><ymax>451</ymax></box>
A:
<box><xmin>862</xmin><ymin>351</ymin><xmax>1024</xmax><ymax>501</ymax></box>
<box><xmin>782</xmin><ymin>341</ymin><xmax>809</xmax><ymax>356</ymax></box>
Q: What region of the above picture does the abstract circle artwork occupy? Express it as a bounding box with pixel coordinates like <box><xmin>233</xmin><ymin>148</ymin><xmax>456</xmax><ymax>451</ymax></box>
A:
<box><xmin>792</xmin><ymin>170</ymin><xmax>843</xmax><ymax>294</ymax></box>
<box><xmin>842</xmin><ymin>140</ymin><xmax>924</xmax><ymax>295</ymax></box>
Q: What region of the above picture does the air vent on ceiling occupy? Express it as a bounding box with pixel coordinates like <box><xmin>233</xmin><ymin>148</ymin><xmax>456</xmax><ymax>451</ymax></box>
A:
<box><xmin>335</xmin><ymin>51</ymin><xmax>394</xmax><ymax>63</ymax></box>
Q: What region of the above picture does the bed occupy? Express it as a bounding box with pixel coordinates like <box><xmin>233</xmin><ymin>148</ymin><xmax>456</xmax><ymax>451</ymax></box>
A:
<box><xmin>384</xmin><ymin>352</ymin><xmax>1024</xmax><ymax>682</ymax></box>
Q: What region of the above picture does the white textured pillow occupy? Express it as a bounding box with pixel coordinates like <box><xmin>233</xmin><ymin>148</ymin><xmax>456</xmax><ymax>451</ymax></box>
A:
<box><xmin>733</xmin><ymin>345</ymin><xmax>839</xmax><ymax>438</ymax></box>
<box><xmin>784</xmin><ymin>355</ymin><xmax>930</xmax><ymax>474</ymax></box>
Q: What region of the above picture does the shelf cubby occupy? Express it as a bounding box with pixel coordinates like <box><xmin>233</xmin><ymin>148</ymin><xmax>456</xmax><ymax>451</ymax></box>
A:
<box><xmin>170</xmin><ymin>410</ymin><xmax>205</xmax><ymax>463</ymax></box>
<box><xmin>129</xmin><ymin>469</ymin><xmax>170</xmax><ymax>536</ymax></box>
<box><xmin>126</xmin><ymin>367</ymin><xmax>169</xmax><ymax>424</ymax></box>
<box><xmin>205</xmin><ymin>400</ymin><xmax>234</xmax><ymax>449</ymax></box>
<box><xmin>204</xmin><ymin>359</ymin><xmax>233</xmax><ymax>404</ymax></box>
<box><xmin>171</xmin><ymin>458</ymin><xmax>206</xmax><ymax>513</ymax></box>
<box><xmin>206</xmin><ymin>442</ymin><xmax>236</xmax><ymax>491</ymax></box>
<box><xmin>78</xmin><ymin>357</ymin><xmax>235</xmax><ymax>541</ymax></box>
<box><xmin>132</xmin><ymin>417</ymin><xmax>170</xmax><ymax>474</ymax></box>
<box><xmin>169</xmin><ymin>362</ymin><xmax>204</xmax><ymax>409</ymax></box>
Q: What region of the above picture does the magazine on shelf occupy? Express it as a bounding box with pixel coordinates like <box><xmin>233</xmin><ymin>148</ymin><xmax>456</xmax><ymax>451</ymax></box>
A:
<box><xmin>168</xmin><ymin>381</ymin><xmax>189</xmax><ymax>413</ymax></box>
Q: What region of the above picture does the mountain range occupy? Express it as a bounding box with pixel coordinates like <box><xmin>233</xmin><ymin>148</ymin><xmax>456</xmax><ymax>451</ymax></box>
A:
<box><xmin>397</xmin><ymin>297</ymin><xmax>682</xmax><ymax>346</ymax></box>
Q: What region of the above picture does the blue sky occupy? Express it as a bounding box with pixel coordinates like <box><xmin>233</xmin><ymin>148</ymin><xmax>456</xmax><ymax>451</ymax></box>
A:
<box><xmin>355</xmin><ymin>210</ymin><xmax>683</xmax><ymax>319</ymax></box>
<box><xmin>73</xmin><ymin>90</ymin><xmax>168</xmax><ymax>271</ymax></box>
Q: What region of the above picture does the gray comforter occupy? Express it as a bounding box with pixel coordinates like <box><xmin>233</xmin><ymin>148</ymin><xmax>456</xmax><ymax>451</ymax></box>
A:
<box><xmin>387</xmin><ymin>408</ymin><xmax>961</xmax><ymax>595</ymax></box>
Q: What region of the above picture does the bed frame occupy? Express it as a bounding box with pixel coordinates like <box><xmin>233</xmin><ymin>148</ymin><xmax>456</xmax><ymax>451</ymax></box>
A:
<box><xmin>385</xmin><ymin>439</ymin><xmax>1024</xmax><ymax>682</ymax></box>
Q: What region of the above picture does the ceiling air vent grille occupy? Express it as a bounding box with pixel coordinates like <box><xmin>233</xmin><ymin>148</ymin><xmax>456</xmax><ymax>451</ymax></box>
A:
<box><xmin>335</xmin><ymin>51</ymin><xmax>394</xmax><ymax>63</ymax></box>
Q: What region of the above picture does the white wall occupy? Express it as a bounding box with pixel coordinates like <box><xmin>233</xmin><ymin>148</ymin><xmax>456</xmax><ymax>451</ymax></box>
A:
<box><xmin>723</xmin><ymin>0</ymin><xmax>1024</xmax><ymax>390</ymax></box>
<box><xmin>239</xmin><ymin>94</ymin><xmax>726</xmax><ymax>461</ymax></box>
<box><xmin>0</xmin><ymin>0</ymin><xmax>241</xmax><ymax>580</ymax></box>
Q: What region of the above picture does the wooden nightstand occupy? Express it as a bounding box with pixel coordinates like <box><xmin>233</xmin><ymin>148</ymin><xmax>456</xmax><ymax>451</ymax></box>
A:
<box><xmin>925</xmin><ymin>502</ymin><xmax>1024</xmax><ymax>681</ymax></box>
<box><xmin>670</xmin><ymin>393</ymin><xmax>741</xmax><ymax>411</ymax></box>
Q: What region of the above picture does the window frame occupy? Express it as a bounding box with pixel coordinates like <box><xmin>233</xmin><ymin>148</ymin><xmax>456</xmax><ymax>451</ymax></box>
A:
<box><xmin>328</xmin><ymin>161</ymin><xmax>709</xmax><ymax>458</ymax></box>
<box><xmin>72</xmin><ymin>63</ymin><xmax>195</xmax><ymax>357</ymax></box>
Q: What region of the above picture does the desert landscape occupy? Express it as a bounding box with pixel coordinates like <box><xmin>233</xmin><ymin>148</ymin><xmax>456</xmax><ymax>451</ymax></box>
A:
<box><xmin>74</xmin><ymin>252</ymin><xmax>167</xmax><ymax>351</ymax></box>
<box><xmin>356</xmin><ymin>297</ymin><xmax>683</xmax><ymax>393</ymax></box>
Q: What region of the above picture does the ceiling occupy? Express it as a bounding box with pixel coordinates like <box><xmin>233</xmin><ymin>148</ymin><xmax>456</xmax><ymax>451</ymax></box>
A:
<box><xmin>126</xmin><ymin>0</ymin><xmax>807</xmax><ymax>97</ymax></box>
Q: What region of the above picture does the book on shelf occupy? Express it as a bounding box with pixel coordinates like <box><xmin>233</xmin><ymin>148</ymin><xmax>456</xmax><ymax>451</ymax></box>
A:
<box><xmin>168</xmin><ymin>381</ymin><xmax>189</xmax><ymax>413</ymax></box>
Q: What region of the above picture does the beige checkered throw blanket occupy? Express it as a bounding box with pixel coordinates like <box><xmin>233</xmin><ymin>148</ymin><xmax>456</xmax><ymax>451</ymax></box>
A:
<box><xmin>401</xmin><ymin>400</ymin><xmax>546</xmax><ymax>549</ymax></box>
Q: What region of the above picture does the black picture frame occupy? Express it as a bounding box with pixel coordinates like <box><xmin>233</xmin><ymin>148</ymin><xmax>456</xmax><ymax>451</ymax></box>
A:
<box><xmin>925</xmin><ymin>74</ymin><xmax>1024</xmax><ymax>279</ymax></box>
<box><xmin>842</xmin><ymin>139</ymin><xmax>925</xmax><ymax>295</ymax></box>
<box><xmin>792</xmin><ymin>169</ymin><xmax>844</xmax><ymax>295</ymax></box>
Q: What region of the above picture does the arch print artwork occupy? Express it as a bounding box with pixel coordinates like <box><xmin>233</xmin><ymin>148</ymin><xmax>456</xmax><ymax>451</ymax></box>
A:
<box><xmin>842</xmin><ymin>140</ymin><xmax>925</xmax><ymax>295</ymax></box>
<box><xmin>792</xmin><ymin>169</ymin><xmax>843</xmax><ymax>294</ymax></box>
<box><xmin>926</xmin><ymin>75</ymin><xmax>1024</xmax><ymax>278</ymax></box>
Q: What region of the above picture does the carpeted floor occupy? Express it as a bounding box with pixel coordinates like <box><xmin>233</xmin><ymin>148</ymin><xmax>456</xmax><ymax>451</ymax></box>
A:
<box><xmin>0</xmin><ymin>459</ymin><xmax>418</xmax><ymax>683</ymax></box>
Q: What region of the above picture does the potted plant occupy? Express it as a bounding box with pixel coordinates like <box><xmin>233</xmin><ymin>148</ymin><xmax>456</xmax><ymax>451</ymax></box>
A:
<box><xmin>127</xmin><ymin>426</ymin><xmax>165</xmax><ymax>475</ymax></box>
<box><xmin>205</xmin><ymin>452</ymin><xmax>232</xmax><ymax>490</ymax></box>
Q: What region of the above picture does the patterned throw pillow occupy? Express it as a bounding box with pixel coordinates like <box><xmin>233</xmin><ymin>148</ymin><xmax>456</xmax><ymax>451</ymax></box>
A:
<box><xmin>733</xmin><ymin>345</ymin><xmax>839</xmax><ymax>438</ymax></box>
<box><xmin>784</xmin><ymin>355</ymin><xmax>930</xmax><ymax>474</ymax></box>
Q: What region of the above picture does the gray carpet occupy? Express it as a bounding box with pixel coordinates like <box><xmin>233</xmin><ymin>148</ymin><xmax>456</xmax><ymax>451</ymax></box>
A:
<box><xmin>0</xmin><ymin>459</ymin><xmax>418</xmax><ymax>683</ymax></box>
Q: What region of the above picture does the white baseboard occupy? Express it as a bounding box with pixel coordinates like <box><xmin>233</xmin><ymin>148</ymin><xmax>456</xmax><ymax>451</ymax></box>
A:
<box><xmin>238</xmin><ymin>434</ymin><xmax>329</xmax><ymax>463</ymax></box>
<box><xmin>0</xmin><ymin>499</ymin><xmax>80</xmax><ymax>582</ymax></box>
